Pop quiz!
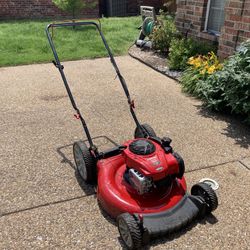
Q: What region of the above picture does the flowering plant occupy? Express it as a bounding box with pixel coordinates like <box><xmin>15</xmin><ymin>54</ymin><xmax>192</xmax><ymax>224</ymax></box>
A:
<box><xmin>180</xmin><ymin>52</ymin><xmax>223</xmax><ymax>96</ymax></box>
<box><xmin>188</xmin><ymin>52</ymin><xmax>222</xmax><ymax>75</ymax></box>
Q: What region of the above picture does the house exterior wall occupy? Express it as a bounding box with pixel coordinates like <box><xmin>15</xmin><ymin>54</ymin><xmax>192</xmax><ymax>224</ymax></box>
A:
<box><xmin>0</xmin><ymin>0</ymin><xmax>99</xmax><ymax>19</ymax></box>
<box><xmin>175</xmin><ymin>0</ymin><xmax>250</xmax><ymax>58</ymax></box>
<box><xmin>219</xmin><ymin>0</ymin><xmax>250</xmax><ymax>58</ymax></box>
<box><xmin>0</xmin><ymin>0</ymin><xmax>164</xmax><ymax>19</ymax></box>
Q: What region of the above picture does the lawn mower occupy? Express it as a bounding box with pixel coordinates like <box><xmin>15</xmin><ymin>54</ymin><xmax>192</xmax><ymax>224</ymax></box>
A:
<box><xmin>46</xmin><ymin>21</ymin><xmax>218</xmax><ymax>249</ymax></box>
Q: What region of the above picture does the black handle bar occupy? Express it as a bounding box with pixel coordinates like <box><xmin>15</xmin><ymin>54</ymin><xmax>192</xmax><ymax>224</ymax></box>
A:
<box><xmin>46</xmin><ymin>21</ymin><xmax>145</xmax><ymax>153</ymax></box>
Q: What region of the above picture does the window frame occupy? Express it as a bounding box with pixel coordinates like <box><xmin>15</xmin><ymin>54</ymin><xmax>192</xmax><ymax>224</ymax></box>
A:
<box><xmin>204</xmin><ymin>0</ymin><xmax>225</xmax><ymax>35</ymax></box>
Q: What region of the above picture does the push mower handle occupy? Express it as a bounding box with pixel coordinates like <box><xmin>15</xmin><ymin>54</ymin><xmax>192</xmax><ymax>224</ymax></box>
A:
<box><xmin>46</xmin><ymin>21</ymin><xmax>131</xmax><ymax>102</ymax></box>
<box><xmin>46</xmin><ymin>21</ymin><xmax>120</xmax><ymax>71</ymax></box>
<box><xmin>47</xmin><ymin>21</ymin><xmax>99</xmax><ymax>29</ymax></box>
<box><xmin>46</xmin><ymin>21</ymin><xmax>146</xmax><ymax>149</ymax></box>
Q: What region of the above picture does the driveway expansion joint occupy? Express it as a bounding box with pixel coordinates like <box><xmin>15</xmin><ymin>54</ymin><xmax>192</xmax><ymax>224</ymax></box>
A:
<box><xmin>239</xmin><ymin>160</ymin><xmax>250</xmax><ymax>170</ymax></box>
<box><xmin>0</xmin><ymin>192</ymin><xmax>96</xmax><ymax>218</ymax></box>
<box><xmin>2</xmin><ymin>158</ymin><xmax>248</xmax><ymax>218</ymax></box>
<box><xmin>186</xmin><ymin>159</ymin><xmax>240</xmax><ymax>173</ymax></box>
<box><xmin>2</xmin><ymin>158</ymin><xmax>247</xmax><ymax>219</ymax></box>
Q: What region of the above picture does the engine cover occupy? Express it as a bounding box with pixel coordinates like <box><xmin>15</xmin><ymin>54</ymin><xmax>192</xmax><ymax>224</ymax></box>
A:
<box><xmin>122</xmin><ymin>139</ymin><xmax>180</xmax><ymax>181</ymax></box>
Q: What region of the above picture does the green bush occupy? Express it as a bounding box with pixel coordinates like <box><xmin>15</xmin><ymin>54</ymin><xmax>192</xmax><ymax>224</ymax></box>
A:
<box><xmin>168</xmin><ymin>38</ymin><xmax>217</xmax><ymax>70</ymax></box>
<box><xmin>150</xmin><ymin>19</ymin><xmax>178</xmax><ymax>53</ymax></box>
<box><xmin>180</xmin><ymin>52</ymin><xmax>222</xmax><ymax>96</ymax></box>
<box><xmin>180</xmin><ymin>67</ymin><xmax>202</xmax><ymax>95</ymax></box>
<box><xmin>161</xmin><ymin>0</ymin><xmax>176</xmax><ymax>17</ymax></box>
<box><xmin>53</xmin><ymin>0</ymin><xmax>96</xmax><ymax>19</ymax></box>
<box><xmin>168</xmin><ymin>38</ymin><xmax>192</xmax><ymax>70</ymax></box>
<box><xmin>197</xmin><ymin>40</ymin><xmax>250</xmax><ymax>123</ymax></box>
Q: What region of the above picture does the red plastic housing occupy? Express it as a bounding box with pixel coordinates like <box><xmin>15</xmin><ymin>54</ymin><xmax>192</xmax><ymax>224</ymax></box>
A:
<box><xmin>97</xmin><ymin>139</ymin><xmax>187</xmax><ymax>218</ymax></box>
<box><xmin>122</xmin><ymin>139</ymin><xmax>180</xmax><ymax>181</ymax></box>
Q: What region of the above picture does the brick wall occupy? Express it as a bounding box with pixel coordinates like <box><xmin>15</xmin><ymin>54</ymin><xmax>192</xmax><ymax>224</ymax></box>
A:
<box><xmin>175</xmin><ymin>0</ymin><xmax>250</xmax><ymax>58</ymax></box>
<box><xmin>218</xmin><ymin>0</ymin><xmax>250</xmax><ymax>58</ymax></box>
<box><xmin>0</xmin><ymin>0</ymin><xmax>99</xmax><ymax>19</ymax></box>
<box><xmin>175</xmin><ymin>0</ymin><xmax>218</xmax><ymax>42</ymax></box>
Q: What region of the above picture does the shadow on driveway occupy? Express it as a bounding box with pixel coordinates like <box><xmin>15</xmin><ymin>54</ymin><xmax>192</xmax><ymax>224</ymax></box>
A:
<box><xmin>56</xmin><ymin>136</ymin><xmax>119</xmax><ymax>195</ymax></box>
<box><xmin>196</xmin><ymin>105</ymin><xmax>250</xmax><ymax>149</ymax></box>
<box><xmin>148</xmin><ymin>214</ymin><xmax>218</xmax><ymax>249</ymax></box>
<box><xmin>56</xmin><ymin>143</ymin><xmax>96</xmax><ymax>196</ymax></box>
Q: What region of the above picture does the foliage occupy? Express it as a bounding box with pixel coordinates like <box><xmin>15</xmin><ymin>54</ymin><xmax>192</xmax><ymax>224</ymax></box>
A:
<box><xmin>150</xmin><ymin>19</ymin><xmax>178</xmax><ymax>53</ymax></box>
<box><xmin>159</xmin><ymin>9</ymin><xmax>174</xmax><ymax>21</ymax></box>
<box><xmin>161</xmin><ymin>0</ymin><xmax>176</xmax><ymax>16</ymax></box>
<box><xmin>197</xmin><ymin>40</ymin><xmax>250</xmax><ymax>123</ymax></box>
<box><xmin>180</xmin><ymin>52</ymin><xmax>222</xmax><ymax>96</ymax></box>
<box><xmin>53</xmin><ymin>0</ymin><xmax>96</xmax><ymax>19</ymax></box>
<box><xmin>168</xmin><ymin>38</ymin><xmax>217</xmax><ymax>70</ymax></box>
<box><xmin>188</xmin><ymin>52</ymin><xmax>223</xmax><ymax>74</ymax></box>
<box><xmin>168</xmin><ymin>38</ymin><xmax>193</xmax><ymax>71</ymax></box>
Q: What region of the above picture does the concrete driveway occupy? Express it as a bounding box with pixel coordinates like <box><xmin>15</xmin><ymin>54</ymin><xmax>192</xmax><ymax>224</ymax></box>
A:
<box><xmin>0</xmin><ymin>56</ymin><xmax>249</xmax><ymax>249</ymax></box>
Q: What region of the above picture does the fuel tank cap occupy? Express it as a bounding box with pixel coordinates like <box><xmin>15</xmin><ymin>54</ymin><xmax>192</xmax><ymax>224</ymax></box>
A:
<box><xmin>129</xmin><ymin>139</ymin><xmax>155</xmax><ymax>155</ymax></box>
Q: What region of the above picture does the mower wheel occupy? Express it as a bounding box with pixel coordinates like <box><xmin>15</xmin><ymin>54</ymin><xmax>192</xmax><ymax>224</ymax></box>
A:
<box><xmin>191</xmin><ymin>182</ymin><xmax>218</xmax><ymax>214</ymax></box>
<box><xmin>117</xmin><ymin>213</ymin><xmax>142</xmax><ymax>250</ymax></box>
<box><xmin>73</xmin><ymin>141</ymin><xmax>96</xmax><ymax>183</ymax></box>
<box><xmin>134</xmin><ymin>123</ymin><xmax>156</xmax><ymax>139</ymax></box>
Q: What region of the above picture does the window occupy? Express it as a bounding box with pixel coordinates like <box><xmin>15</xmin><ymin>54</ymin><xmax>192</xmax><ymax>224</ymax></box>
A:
<box><xmin>204</xmin><ymin>0</ymin><xmax>226</xmax><ymax>35</ymax></box>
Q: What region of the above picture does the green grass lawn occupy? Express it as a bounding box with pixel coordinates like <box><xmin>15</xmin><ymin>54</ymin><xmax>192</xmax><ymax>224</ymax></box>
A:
<box><xmin>0</xmin><ymin>17</ymin><xmax>141</xmax><ymax>67</ymax></box>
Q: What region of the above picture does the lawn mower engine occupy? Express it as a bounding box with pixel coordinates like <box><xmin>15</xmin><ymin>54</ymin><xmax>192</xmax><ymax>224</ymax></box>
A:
<box><xmin>123</xmin><ymin>138</ymin><xmax>183</xmax><ymax>195</ymax></box>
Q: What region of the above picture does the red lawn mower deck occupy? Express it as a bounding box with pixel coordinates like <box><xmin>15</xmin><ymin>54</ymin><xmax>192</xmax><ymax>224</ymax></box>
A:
<box><xmin>46</xmin><ymin>21</ymin><xmax>218</xmax><ymax>250</ymax></box>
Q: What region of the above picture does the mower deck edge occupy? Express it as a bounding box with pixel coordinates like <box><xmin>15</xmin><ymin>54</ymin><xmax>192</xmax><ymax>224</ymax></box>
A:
<box><xmin>138</xmin><ymin>194</ymin><xmax>201</xmax><ymax>241</ymax></box>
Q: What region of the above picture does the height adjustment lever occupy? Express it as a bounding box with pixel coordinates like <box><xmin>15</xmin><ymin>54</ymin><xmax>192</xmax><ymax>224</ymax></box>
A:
<box><xmin>52</xmin><ymin>60</ymin><xmax>64</xmax><ymax>70</ymax></box>
<box><xmin>129</xmin><ymin>100</ymin><xmax>135</xmax><ymax>109</ymax></box>
<box><xmin>74</xmin><ymin>114</ymin><xmax>80</xmax><ymax>119</ymax></box>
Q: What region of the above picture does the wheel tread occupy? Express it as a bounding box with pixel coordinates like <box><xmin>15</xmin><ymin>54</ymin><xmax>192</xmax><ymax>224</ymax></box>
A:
<box><xmin>117</xmin><ymin>213</ymin><xmax>142</xmax><ymax>250</ymax></box>
<box><xmin>134</xmin><ymin>123</ymin><xmax>156</xmax><ymax>138</ymax></box>
<box><xmin>191</xmin><ymin>182</ymin><xmax>218</xmax><ymax>213</ymax></box>
<box><xmin>73</xmin><ymin>141</ymin><xmax>96</xmax><ymax>183</ymax></box>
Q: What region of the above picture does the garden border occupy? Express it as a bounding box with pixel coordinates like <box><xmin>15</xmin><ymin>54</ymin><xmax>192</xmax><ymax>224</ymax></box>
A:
<box><xmin>128</xmin><ymin>45</ymin><xmax>182</xmax><ymax>82</ymax></box>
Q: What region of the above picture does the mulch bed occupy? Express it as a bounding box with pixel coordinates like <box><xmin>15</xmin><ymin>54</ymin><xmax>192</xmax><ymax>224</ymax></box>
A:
<box><xmin>128</xmin><ymin>45</ymin><xmax>182</xmax><ymax>81</ymax></box>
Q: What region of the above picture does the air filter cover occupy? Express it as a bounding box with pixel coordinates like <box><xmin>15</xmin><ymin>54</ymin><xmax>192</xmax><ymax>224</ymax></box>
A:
<box><xmin>129</xmin><ymin>139</ymin><xmax>155</xmax><ymax>155</ymax></box>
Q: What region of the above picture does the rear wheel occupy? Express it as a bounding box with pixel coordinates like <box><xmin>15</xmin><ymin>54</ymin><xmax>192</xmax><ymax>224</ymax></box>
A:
<box><xmin>117</xmin><ymin>213</ymin><xmax>142</xmax><ymax>250</ymax></box>
<box><xmin>134</xmin><ymin>123</ymin><xmax>156</xmax><ymax>138</ymax></box>
<box><xmin>73</xmin><ymin>141</ymin><xmax>96</xmax><ymax>183</ymax></box>
<box><xmin>191</xmin><ymin>182</ymin><xmax>218</xmax><ymax>214</ymax></box>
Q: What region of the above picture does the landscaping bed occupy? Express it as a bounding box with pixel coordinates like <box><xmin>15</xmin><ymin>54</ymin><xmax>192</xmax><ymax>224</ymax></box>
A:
<box><xmin>129</xmin><ymin>12</ymin><xmax>249</xmax><ymax>125</ymax></box>
<box><xmin>128</xmin><ymin>45</ymin><xmax>182</xmax><ymax>80</ymax></box>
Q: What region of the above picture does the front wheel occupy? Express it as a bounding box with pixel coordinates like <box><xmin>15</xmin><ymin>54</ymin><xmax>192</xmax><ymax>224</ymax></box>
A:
<box><xmin>73</xmin><ymin>141</ymin><xmax>96</xmax><ymax>183</ymax></box>
<box><xmin>117</xmin><ymin>213</ymin><xmax>142</xmax><ymax>250</ymax></box>
<box><xmin>134</xmin><ymin>123</ymin><xmax>156</xmax><ymax>138</ymax></box>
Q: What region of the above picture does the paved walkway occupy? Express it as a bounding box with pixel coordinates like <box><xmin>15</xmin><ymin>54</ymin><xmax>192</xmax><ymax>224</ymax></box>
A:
<box><xmin>0</xmin><ymin>56</ymin><xmax>249</xmax><ymax>249</ymax></box>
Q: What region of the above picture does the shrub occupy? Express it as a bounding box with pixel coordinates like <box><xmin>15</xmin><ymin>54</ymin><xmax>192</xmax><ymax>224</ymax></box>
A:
<box><xmin>197</xmin><ymin>40</ymin><xmax>250</xmax><ymax>123</ymax></box>
<box><xmin>168</xmin><ymin>38</ymin><xmax>193</xmax><ymax>70</ymax></box>
<box><xmin>168</xmin><ymin>38</ymin><xmax>217</xmax><ymax>70</ymax></box>
<box><xmin>162</xmin><ymin>0</ymin><xmax>176</xmax><ymax>16</ymax></box>
<box><xmin>180</xmin><ymin>52</ymin><xmax>222</xmax><ymax>96</ymax></box>
<box><xmin>150</xmin><ymin>19</ymin><xmax>178</xmax><ymax>53</ymax></box>
<box><xmin>53</xmin><ymin>0</ymin><xmax>96</xmax><ymax>19</ymax></box>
